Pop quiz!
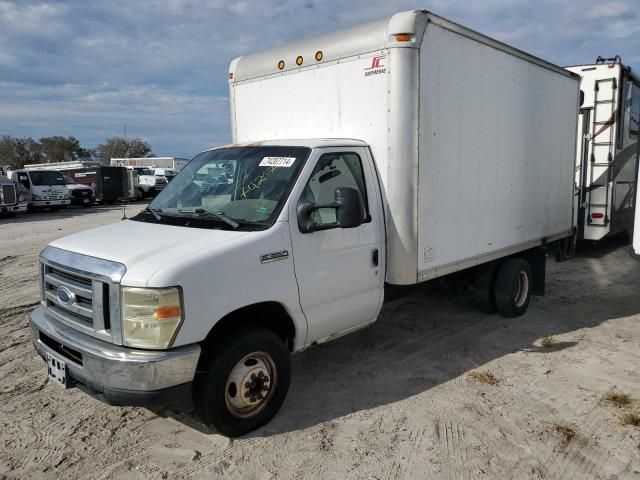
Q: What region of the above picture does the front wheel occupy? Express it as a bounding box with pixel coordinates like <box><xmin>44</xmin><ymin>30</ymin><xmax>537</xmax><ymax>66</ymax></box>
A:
<box><xmin>193</xmin><ymin>327</ymin><xmax>291</xmax><ymax>437</ymax></box>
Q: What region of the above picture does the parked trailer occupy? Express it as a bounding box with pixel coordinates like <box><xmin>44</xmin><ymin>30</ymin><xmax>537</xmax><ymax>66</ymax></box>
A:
<box><xmin>566</xmin><ymin>56</ymin><xmax>640</xmax><ymax>242</ymax></box>
<box><xmin>29</xmin><ymin>10</ymin><xmax>580</xmax><ymax>437</ymax></box>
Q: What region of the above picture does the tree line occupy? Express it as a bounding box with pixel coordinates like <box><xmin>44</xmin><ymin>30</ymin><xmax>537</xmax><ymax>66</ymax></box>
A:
<box><xmin>0</xmin><ymin>135</ymin><xmax>152</xmax><ymax>169</ymax></box>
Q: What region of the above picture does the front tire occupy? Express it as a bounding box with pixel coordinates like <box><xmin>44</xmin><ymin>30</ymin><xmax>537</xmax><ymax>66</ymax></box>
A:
<box><xmin>193</xmin><ymin>327</ymin><xmax>291</xmax><ymax>437</ymax></box>
<box><xmin>494</xmin><ymin>258</ymin><xmax>532</xmax><ymax>317</ymax></box>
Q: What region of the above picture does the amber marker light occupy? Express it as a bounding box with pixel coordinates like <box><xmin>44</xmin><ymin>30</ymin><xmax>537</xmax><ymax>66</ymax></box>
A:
<box><xmin>296</xmin><ymin>55</ymin><xmax>304</xmax><ymax>66</ymax></box>
<box><xmin>278</xmin><ymin>60</ymin><xmax>285</xmax><ymax>70</ymax></box>
<box><xmin>394</xmin><ymin>33</ymin><xmax>412</xmax><ymax>42</ymax></box>
<box><xmin>315</xmin><ymin>51</ymin><xmax>323</xmax><ymax>61</ymax></box>
<box><xmin>154</xmin><ymin>305</ymin><xmax>181</xmax><ymax>320</ymax></box>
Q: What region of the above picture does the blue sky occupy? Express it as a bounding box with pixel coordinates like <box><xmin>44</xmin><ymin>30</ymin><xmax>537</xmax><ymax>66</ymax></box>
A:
<box><xmin>0</xmin><ymin>0</ymin><xmax>638</xmax><ymax>158</ymax></box>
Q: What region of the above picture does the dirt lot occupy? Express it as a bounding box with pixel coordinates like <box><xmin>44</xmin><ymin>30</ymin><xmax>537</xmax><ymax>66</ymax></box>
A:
<box><xmin>1</xmin><ymin>205</ymin><xmax>640</xmax><ymax>480</ymax></box>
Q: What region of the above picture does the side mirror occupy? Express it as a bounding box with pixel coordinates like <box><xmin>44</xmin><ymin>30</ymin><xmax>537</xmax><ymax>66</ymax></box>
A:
<box><xmin>298</xmin><ymin>187</ymin><xmax>364</xmax><ymax>233</ymax></box>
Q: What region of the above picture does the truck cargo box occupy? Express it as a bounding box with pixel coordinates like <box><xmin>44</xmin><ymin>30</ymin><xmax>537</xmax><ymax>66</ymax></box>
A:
<box><xmin>229</xmin><ymin>10</ymin><xmax>580</xmax><ymax>285</ymax></box>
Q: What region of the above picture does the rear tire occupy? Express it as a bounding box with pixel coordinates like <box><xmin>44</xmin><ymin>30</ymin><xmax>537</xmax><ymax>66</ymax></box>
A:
<box><xmin>474</xmin><ymin>262</ymin><xmax>498</xmax><ymax>313</ymax></box>
<box><xmin>193</xmin><ymin>327</ymin><xmax>291</xmax><ymax>437</ymax></box>
<box><xmin>494</xmin><ymin>258</ymin><xmax>532</xmax><ymax>318</ymax></box>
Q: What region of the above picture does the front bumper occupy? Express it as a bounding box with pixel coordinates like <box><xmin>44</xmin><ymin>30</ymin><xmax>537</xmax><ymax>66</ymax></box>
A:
<box><xmin>0</xmin><ymin>203</ymin><xmax>27</xmax><ymax>214</ymax></box>
<box><xmin>30</xmin><ymin>306</ymin><xmax>200</xmax><ymax>406</ymax></box>
<box><xmin>69</xmin><ymin>196</ymin><xmax>95</xmax><ymax>206</ymax></box>
<box><xmin>33</xmin><ymin>199</ymin><xmax>71</xmax><ymax>207</ymax></box>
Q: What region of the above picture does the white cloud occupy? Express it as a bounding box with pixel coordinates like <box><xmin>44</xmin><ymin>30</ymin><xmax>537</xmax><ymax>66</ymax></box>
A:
<box><xmin>0</xmin><ymin>0</ymin><xmax>638</xmax><ymax>157</ymax></box>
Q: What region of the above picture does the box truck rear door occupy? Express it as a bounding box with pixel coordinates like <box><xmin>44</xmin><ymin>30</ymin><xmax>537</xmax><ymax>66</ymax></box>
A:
<box><xmin>289</xmin><ymin>147</ymin><xmax>384</xmax><ymax>344</ymax></box>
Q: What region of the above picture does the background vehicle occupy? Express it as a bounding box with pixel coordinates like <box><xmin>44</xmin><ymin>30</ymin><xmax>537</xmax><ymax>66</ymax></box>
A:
<box><xmin>0</xmin><ymin>175</ymin><xmax>28</xmax><ymax>216</ymax></box>
<box><xmin>153</xmin><ymin>167</ymin><xmax>178</xmax><ymax>182</ymax></box>
<box><xmin>566</xmin><ymin>56</ymin><xmax>640</xmax><ymax>243</ymax></box>
<box><xmin>63</xmin><ymin>176</ymin><xmax>95</xmax><ymax>207</ymax></box>
<box><xmin>29</xmin><ymin>10</ymin><xmax>579</xmax><ymax>437</ymax></box>
<box><xmin>11</xmin><ymin>169</ymin><xmax>70</xmax><ymax>210</ymax></box>
<box><xmin>111</xmin><ymin>157</ymin><xmax>189</xmax><ymax>171</ymax></box>
<box><xmin>128</xmin><ymin>166</ymin><xmax>166</xmax><ymax>198</ymax></box>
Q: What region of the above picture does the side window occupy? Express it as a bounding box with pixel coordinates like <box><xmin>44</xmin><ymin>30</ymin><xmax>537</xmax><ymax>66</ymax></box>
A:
<box><xmin>17</xmin><ymin>173</ymin><xmax>30</xmax><ymax>189</ymax></box>
<box><xmin>301</xmin><ymin>152</ymin><xmax>369</xmax><ymax>226</ymax></box>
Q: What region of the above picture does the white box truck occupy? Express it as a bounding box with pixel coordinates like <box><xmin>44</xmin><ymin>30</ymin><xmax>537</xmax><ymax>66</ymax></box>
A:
<box><xmin>29</xmin><ymin>10</ymin><xmax>579</xmax><ymax>436</ymax></box>
<box><xmin>566</xmin><ymin>56</ymin><xmax>640</xmax><ymax>243</ymax></box>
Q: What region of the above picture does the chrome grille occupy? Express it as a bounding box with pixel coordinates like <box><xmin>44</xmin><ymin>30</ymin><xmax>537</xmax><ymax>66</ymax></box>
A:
<box><xmin>44</xmin><ymin>267</ymin><xmax>94</xmax><ymax>325</ymax></box>
<box><xmin>39</xmin><ymin>246</ymin><xmax>126</xmax><ymax>345</ymax></box>
<box><xmin>1</xmin><ymin>184</ymin><xmax>16</xmax><ymax>206</ymax></box>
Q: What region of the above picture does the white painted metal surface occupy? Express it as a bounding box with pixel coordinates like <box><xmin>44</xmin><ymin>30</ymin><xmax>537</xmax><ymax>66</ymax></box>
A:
<box><xmin>417</xmin><ymin>23</ymin><xmax>578</xmax><ymax>278</ymax></box>
<box><xmin>230</xmin><ymin>10</ymin><xmax>579</xmax><ymax>284</ymax></box>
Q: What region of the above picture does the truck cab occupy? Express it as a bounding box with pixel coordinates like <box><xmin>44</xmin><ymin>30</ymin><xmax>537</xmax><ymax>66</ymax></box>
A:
<box><xmin>12</xmin><ymin>169</ymin><xmax>70</xmax><ymax>210</ymax></box>
<box><xmin>0</xmin><ymin>174</ymin><xmax>29</xmax><ymax>216</ymax></box>
<box><xmin>130</xmin><ymin>166</ymin><xmax>167</xmax><ymax>198</ymax></box>
<box><xmin>30</xmin><ymin>140</ymin><xmax>385</xmax><ymax>436</ymax></box>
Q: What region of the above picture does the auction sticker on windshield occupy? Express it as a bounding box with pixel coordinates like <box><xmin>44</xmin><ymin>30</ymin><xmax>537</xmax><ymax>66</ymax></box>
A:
<box><xmin>259</xmin><ymin>157</ymin><xmax>296</xmax><ymax>167</ymax></box>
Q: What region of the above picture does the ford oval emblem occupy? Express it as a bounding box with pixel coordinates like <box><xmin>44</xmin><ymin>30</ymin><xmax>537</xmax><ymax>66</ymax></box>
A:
<box><xmin>56</xmin><ymin>286</ymin><xmax>75</xmax><ymax>306</ymax></box>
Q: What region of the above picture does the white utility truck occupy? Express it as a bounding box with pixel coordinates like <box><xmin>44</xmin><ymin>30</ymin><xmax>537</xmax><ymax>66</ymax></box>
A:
<box><xmin>11</xmin><ymin>168</ymin><xmax>70</xmax><ymax>210</ymax></box>
<box><xmin>29</xmin><ymin>10</ymin><xmax>579</xmax><ymax>436</ymax></box>
<box><xmin>566</xmin><ymin>56</ymin><xmax>640</xmax><ymax>243</ymax></box>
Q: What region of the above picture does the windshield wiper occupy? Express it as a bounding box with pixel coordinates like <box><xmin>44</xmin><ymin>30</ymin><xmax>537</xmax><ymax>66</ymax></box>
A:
<box><xmin>143</xmin><ymin>207</ymin><xmax>162</xmax><ymax>221</ymax></box>
<box><xmin>178</xmin><ymin>208</ymin><xmax>239</xmax><ymax>229</ymax></box>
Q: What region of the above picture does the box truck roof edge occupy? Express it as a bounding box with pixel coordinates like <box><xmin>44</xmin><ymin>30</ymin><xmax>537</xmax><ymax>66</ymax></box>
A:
<box><xmin>229</xmin><ymin>10</ymin><xmax>579</xmax><ymax>84</ymax></box>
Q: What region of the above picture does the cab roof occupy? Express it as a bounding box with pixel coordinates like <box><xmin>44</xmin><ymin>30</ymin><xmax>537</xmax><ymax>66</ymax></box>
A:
<box><xmin>205</xmin><ymin>138</ymin><xmax>368</xmax><ymax>152</ymax></box>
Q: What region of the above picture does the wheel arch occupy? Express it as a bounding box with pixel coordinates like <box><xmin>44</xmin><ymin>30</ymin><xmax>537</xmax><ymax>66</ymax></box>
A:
<box><xmin>200</xmin><ymin>301</ymin><xmax>297</xmax><ymax>354</ymax></box>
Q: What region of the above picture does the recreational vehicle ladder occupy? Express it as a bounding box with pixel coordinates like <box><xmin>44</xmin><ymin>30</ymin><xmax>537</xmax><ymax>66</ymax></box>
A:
<box><xmin>588</xmin><ymin>77</ymin><xmax>617</xmax><ymax>226</ymax></box>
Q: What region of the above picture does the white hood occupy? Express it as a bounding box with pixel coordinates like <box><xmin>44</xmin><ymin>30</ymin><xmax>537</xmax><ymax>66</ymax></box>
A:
<box><xmin>49</xmin><ymin>219</ymin><xmax>250</xmax><ymax>285</ymax></box>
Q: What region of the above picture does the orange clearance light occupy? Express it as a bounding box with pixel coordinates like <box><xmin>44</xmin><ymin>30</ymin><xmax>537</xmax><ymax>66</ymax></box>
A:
<box><xmin>154</xmin><ymin>305</ymin><xmax>181</xmax><ymax>320</ymax></box>
<box><xmin>315</xmin><ymin>50</ymin><xmax>323</xmax><ymax>61</ymax></box>
<box><xmin>278</xmin><ymin>60</ymin><xmax>285</xmax><ymax>70</ymax></box>
<box><xmin>394</xmin><ymin>33</ymin><xmax>412</xmax><ymax>42</ymax></box>
<box><xmin>296</xmin><ymin>55</ymin><xmax>304</xmax><ymax>66</ymax></box>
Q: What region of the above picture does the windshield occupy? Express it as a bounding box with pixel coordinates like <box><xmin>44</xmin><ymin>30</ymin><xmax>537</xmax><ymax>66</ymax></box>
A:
<box><xmin>134</xmin><ymin>146</ymin><xmax>310</xmax><ymax>230</ymax></box>
<box><xmin>29</xmin><ymin>171</ymin><xmax>66</xmax><ymax>186</ymax></box>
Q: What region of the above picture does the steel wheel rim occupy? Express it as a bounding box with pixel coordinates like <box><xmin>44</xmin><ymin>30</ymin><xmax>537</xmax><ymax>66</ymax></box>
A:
<box><xmin>225</xmin><ymin>351</ymin><xmax>277</xmax><ymax>419</ymax></box>
<box><xmin>514</xmin><ymin>271</ymin><xmax>529</xmax><ymax>308</ymax></box>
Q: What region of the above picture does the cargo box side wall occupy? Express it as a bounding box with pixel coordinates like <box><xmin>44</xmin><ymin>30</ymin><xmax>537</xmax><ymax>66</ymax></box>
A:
<box><xmin>416</xmin><ymin>23</ymin><xmax>578</xmax><ymax>279</ymax></box>
<box><xmin>231</xmin><ymin>53</ymin><xmax>390</xmax><ymax>182</ymax></box>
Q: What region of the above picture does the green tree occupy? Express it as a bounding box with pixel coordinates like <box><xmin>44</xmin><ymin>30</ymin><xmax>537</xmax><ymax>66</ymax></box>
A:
<box><xmin>39</xmin><ymin>136</ymin><xmax>89</xmax><ymax>163</ymax></box>
<box><xmin>0</xmin><ymin>135</ymin><xmax>43</xmax><ymax>168</ymax></box>
<box><xmin>94</xmin><ymin>137</ymin><xmax>152</xmax><ymax>163</ymax></box>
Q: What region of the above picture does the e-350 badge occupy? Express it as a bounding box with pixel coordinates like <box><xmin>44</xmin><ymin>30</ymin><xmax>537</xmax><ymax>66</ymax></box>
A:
<box><xmin>260</xmin><ymin>250</ymin><xmax>289</xmax><ymax>264</ymax></box>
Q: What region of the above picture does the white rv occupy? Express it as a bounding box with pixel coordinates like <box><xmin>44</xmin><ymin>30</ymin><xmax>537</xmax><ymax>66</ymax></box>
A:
<box><xmin>566</xmin><ymin>56</ymin><xmax>640</xmax><ymax>243</ymax></box>
<box><xmin>29</xmin><ymin>11</ymin><xmax>579</xmax><ymax>436</ymax></box>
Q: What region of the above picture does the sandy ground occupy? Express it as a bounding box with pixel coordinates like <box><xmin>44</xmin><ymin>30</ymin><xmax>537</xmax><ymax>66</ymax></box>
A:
<box><xmin>1</xmin><ymin>204</ymin><xmax>640</xmax><ymax>480</ymax></box>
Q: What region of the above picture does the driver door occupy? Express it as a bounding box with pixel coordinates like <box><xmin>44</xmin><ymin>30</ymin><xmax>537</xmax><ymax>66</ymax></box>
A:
<box><xmin>289</xmin><ymin>147</ymin><xmax>384</xmax><ymax>344</ymax></box>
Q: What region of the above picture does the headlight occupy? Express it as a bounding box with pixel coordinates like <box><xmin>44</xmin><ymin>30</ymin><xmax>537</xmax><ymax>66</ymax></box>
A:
<box><xmin>121</xmin><ymin>287</ymin><xmax>183</xmax><ymax>349</ymax></box>
<box><xmin>18</xmin><ymin>194</ymin><xmax>24</xmax><ymax>202</ymax></box>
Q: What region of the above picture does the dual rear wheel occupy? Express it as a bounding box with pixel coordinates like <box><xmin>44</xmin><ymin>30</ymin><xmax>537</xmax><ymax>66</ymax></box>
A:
<box><xmin>474</xmin><ymin>257</ymin><xmax>532</xmax><ymax>317</ymax></box>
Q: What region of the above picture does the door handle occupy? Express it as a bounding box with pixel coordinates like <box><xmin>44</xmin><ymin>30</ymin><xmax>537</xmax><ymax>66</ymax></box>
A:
<box><xmin>372</xmin><ymin>248</ymin><xmax>379</xmax><ymax>267</ymax></box>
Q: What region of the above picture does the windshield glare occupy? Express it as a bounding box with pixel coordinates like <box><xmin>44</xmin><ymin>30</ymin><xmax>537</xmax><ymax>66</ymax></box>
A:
<box><xmin>29</xmin><ymin>171</ymin><xmax>65</xmax><ymax>186</ymax></box>
<box><xmin>147</xmin><ymin>146</ymin><xmax>310</xmax><ymax>227</ymax></box>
